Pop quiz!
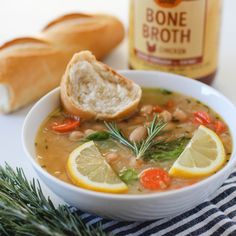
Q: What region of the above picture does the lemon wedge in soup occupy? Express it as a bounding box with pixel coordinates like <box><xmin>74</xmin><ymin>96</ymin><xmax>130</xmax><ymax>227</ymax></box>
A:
<box><xmin>67</xmin><ymin>141</ymin><xmax>128</xmax><ymax>193</ymax></box>
<box><xmin>169</xmin><ymin>125</ymin><xmax>226</xmax><ymax>178</ymax></box>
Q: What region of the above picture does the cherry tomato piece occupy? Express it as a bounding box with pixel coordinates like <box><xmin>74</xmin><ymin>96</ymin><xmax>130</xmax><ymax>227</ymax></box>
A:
<box><xmin>194</xmin><ymin>111</ymin><xmax>212</xmax><ymax>125</ymax></box>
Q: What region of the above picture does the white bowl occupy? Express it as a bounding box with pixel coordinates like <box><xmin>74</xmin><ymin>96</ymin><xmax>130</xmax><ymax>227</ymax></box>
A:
<box><xmin>22</xmin><ymin>71</ymin><xmax>236</xmax><ymax>221</ymax></box>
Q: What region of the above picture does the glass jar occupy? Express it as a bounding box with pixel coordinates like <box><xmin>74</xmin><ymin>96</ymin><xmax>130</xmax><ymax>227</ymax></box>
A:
<box><xmin>129</xmin><ymin>0</ymin><xmax>222</xmax><ymax>84</ymax></box>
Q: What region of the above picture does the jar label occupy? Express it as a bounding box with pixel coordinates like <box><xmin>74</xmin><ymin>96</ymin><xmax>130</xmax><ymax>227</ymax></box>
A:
<box><xmin>134</xmin><ymin>0</ymin><xmax>206</xmax><ymax>66</ymax></box>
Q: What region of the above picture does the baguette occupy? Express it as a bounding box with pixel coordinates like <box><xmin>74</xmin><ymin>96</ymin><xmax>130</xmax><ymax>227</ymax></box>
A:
<box><xmin>0</xmin><ymin>38</ymin><xmax>66</xmax><ymax>113</ymax></box>
<box><xmin>41</xmin><ymin>13</ymin><xmax>125</xmax><ymax>61</ymax></box>
<box><xmin>0</xmin><ymin>13</ymin><xmax>124</xmax><ymax>113</ymax></box>
<box><xmin>60</xmin><ymin>51</ymin><xmax>142</xmax><ymax>121</ymax></box>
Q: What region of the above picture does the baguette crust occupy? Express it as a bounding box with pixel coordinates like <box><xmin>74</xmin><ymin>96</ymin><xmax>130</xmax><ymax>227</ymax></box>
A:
<box><xmin>42</xmin><ymin>13</ymin><xmax>125</xmax><ymax>60</ymax></box>
<box><xmin>0</xmin><ymin>13</ymin><xmax>125</xmax><ymax>113</ymax></box>
<box><xmin>61</xmin><ymin>51</ymin><xmax>142</xmax><ymax>121</ymax></box>
<box><xmin>0</xmin><ymin>37</ymin><xmax>48</xmax><ymax>50</ymax></box>
<box><xmin>43</xmin><ymin>13</ymin><xmax>93</xmax><ymax>30</ymax></box>
<box><xmin>0</xmin><ymin>37</ymin><xmax>67</xmax><ymax>112</ymax></box>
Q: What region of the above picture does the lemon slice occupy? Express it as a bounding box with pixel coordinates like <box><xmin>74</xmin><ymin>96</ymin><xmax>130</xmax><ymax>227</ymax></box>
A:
<box><xmin>67</xmin><ymin>141</ymin><xmax>128</xmax><ymax>193</ymax></box>
<box><xmin>169</xmin><ymin>125</ymin><xmax>226</xmax><ymax>178</ymax></box>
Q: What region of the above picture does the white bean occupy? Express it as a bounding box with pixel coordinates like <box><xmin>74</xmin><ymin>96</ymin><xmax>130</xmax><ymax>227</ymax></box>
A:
<box><xmin>140</xmin><ymin>105</ymin><xmax>153</xmax><ymax>115</ymax></box>
<box><xmin>69</xmin><ymin>131</ymin><xmax>84</xmax><ymax>141</ymax></box>
<box><xmin>129</xmin><ymin>126</ymin><xmax>147</xmax><ymax>143</ymax></box>
<box><xmin>173</xmin><ymin>108</ymin><xmax>187</xmax><ymax>122</ymax></box>
<box><xmin>160</xmin><ymin>110</ymin><xmax>172</xmax><ymax>122</ymax></box>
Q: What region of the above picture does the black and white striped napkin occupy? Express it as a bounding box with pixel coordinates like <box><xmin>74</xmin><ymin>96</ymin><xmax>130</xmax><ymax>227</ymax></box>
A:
<box><xmin>75</xmin><ymin>170</ymin><xmax>236</xmax><ymax>235</ymax></box>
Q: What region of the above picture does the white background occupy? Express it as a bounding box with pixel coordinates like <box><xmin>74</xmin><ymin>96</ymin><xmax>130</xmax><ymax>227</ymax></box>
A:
<box><xmin>0</xmin><ymin>0</ymin><xmax>235</xmax><ymax>203</ymax></box>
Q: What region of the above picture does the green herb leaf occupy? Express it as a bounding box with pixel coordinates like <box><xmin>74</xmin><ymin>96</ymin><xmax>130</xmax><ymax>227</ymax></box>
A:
<box><xmin>144</xmin><ymin>137</ymin><xmax>190</xmax><ymax>162</ymax></box>
<box><xmin>0</xmin><ymin>164</ymin><xmax>106</xmax><ymax>236</ymax></box>
<box><xmin>86</xmin><ymin>131</ymin><xmax>110</xmax><ymax>141</ymax></box>
<box><xmin>160</xmin><ymin>89</ymin><xmax>172</xmax><ymax>95</ymax></box>
<box><xmin>119</xmin><ymin>168</ymin><xmax>138</xmax><ymax>184</ymax></box>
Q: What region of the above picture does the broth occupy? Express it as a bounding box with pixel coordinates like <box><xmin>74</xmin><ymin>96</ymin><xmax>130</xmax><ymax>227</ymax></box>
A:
<box><xmin>35</xmin><ymin>88</ymin><xmax>232</xmax><ymax>194</ymax></box>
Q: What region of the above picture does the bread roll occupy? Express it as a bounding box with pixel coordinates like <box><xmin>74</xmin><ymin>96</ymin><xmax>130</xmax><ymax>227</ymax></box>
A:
<box><xmin>0</xmin><ymin>13</ymin><xmax>124</xmax><ymax>113</ymax></box>
<box><xmin>60</xmin><ymin>51</ymin><xmax>142</xmax><ymax>121</ymax></box>
<box><xmin>41</xmin><ymin>13</ymin><xmax>125</xmax><ymax>61</ymax></box>
<box><xmin>0</xmin><ymin>38</ymin><xmax>66</xmax><ymax>113</ymax></box>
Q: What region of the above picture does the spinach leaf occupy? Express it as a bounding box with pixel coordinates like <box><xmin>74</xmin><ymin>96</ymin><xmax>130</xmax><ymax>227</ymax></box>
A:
<box><xmin>119</xmin><ymin>168</ymin><xmax>139</xmax><ymax>184</ymax></box>
<box><xmin>144</xmin><ymin>137</ymin><xmax>190</xmax><ymax>162</ymax></box>
<box><xmin>86</xmin><ymin>131</ymin><xmax>110</xmax><ymax>141</ymax></box>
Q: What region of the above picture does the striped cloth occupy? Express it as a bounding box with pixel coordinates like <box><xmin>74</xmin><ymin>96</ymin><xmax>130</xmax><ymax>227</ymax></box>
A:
<box><xmin>74</xmin><ymin>170</ymin><xmax>236</xmax><ymax>236</ymax></box>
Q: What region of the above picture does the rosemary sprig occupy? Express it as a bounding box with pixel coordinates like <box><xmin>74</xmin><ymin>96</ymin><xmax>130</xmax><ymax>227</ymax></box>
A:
<box><xmin>105</xmin><ymin>115</ymin><xmax>167</xmax><ymax>159</ymax></box>
<box><xmin>137</xmin><ymin>115</ymin><xmax>167</xmax><ymax>158</ymax></box>
<box><xmin>104</xmin><ymin>122</ymin><xmax>137</xmax><ymax>154</ymax></box>
<box><xmin>0</xmin><ymin>164</ymin><xmax>106</xmax><ymax>236</ymax></box>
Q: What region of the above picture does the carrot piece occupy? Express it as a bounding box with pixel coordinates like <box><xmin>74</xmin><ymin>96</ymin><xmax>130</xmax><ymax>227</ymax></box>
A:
<box><xmin>214</xmin><ymin>120</ymin><xmax>226</xmax><ymax>134</ymax></box>
<box><xmin>52</xmin><ymin>118</ymin><xmax>80</xmax><ymax>133</ymax></box>
<box><xmin>194</xmin><ymin>111</ymin><xmax>212</xmax><ymax>125</ymax></box>
<box><xmin>140</xmin><ymin>168</ymin><xmax>171</xmax><ymax>190</ymax></box>
<box><xmin>152</xmin><ymin>105</ymin><xmax>163</xmax><ymax>113</ymax></box>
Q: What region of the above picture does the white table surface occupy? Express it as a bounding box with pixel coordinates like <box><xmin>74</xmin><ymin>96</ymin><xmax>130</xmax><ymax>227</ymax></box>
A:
<box><xmin>0</xmin><ymin>0</ymin><xmax>235</xmax><ymax>205</ymax></box>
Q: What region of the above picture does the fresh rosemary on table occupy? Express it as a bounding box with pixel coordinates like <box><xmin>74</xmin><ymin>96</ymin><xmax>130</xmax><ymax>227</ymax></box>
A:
<box><xmin>105</xmin><ymin>115</ymin><xmax>167</xmax><ymax>159</ymax></box>
<box><xmin>0</xmin><ymin>164</ymin><xmax>106</xmax><ymax>236</ymax></box>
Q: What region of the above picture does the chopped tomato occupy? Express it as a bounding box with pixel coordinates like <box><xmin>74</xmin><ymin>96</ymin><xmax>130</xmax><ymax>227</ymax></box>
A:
<box><xmin>140</xmin><ymin>168</ymin><xmax>171</xmax><ymax>190</ymax></box>
<box><xmin>51</xmin><ymin>118</ymin><xmax>80</xmax><ymax>133</ymax></box>
<box><xmin>214</xmin><ymin>120</ymin><xmax>226</xmax><ymax>134</ymax></box>
<box><xmin>194</xmin><ymin>111</ymin><xmax>212</xmax><ymax>125</ymax></box>
<box><xmin>152</xmin><ymin>105</ymin><xmax>163</xmax><ymax>113</ymax></box>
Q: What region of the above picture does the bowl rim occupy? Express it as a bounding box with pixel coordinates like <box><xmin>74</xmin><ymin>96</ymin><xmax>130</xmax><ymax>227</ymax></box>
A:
<box><xmin>22</xmin><ymin>70</ymin><xmax>236</xmax><ymax>200</ymax></box>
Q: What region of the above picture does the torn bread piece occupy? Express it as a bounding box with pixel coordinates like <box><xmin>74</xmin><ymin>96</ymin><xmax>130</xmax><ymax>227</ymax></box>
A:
<box><xmin>60</xmin><ymin>51</ymin><xmax>142</xmax><ymax>121</ymax></box>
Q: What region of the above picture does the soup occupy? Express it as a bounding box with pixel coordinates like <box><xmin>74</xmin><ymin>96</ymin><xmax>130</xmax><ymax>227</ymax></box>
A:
<box><xmin>35</xmin><ymin>88</ymin><xmax>232</xmax><ymax>194</ymax></box>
